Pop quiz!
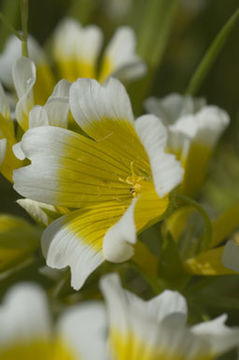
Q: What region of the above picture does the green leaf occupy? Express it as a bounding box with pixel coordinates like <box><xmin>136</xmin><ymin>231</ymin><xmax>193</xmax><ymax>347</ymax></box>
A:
<box><xmin>158</xmin><ymin>232</ymin><xmax>188</xmax><ymax>290</ymax></box>
<box><xmin>137</xmin><ymin>0</ymin><xmax>178</xmax><ymax>67</ymax></box>
<box><xmin>128</xmin><ymin>0</ymin><xmax>178</xmax><ymax>114</ymax></box>
<box><xmin>186</xmin><ymin>7</ymin><xmax>239</xmax><ymax>95</ymax></box>
<box><xmin>212</xmin><ymin>202</ymin><xmax>239</xmax><ymax>247</ymax></box>
<box><xmin>0</xmin><ymin>214</ymin><xmax>41</xmax><ymax>273</ymax></box>
<box><xmin>175</xmin><ymin>194</ymin><xmax>212</xmax><ymax>252</ymax></box>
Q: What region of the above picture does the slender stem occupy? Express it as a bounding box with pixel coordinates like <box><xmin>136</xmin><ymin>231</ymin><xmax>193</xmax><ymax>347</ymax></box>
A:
<box><xmin>186</xmin><ymin>8</ymin><xmax>239</xmax><ymax>96</ymax></box>
<box><xmin>20</xmin><ymin>0</ymin><xmax>28</xmax><ymax>56</ymax></box>
<box><xmin>130</xmin><ymin>260</ymin><xmax>161</xmax><ymax>295</ymax></box>
<box><xmin>0</xmin><ymin>11</ymin><xmax>23</xmax><ymax>40</ymax></box>
<box><xmin>52</xmin><ymin>270</ymin><xmax>71</xmax><ymax>299</ymax></box>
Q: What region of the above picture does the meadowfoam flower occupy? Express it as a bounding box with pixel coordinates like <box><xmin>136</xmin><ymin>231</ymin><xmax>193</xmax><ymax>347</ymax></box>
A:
<box><xmin>12</xmin><ymin>57</ymin><xmax>70</xmax><ymax>132</ymax></box>
<box><xmin>145</xmin><ymin>93</ymin><xmax>229</xmax><ymax>196</ymax></box>
<box><xmin>0</xmin><ymin>19</ymin><xmax>146</xmax><ymax>107</ymax></box>
<box><xmin>0</xmin><ymin>83</ymin><xmax>21</xmax><ymax>181</ymax></box>
<box><xmin>0</xmin><ymin>34</ymin><xmax>54</xmax><ymax>104</ymax></box>
<box><xmin>53</xmin><ymin>18</ymin><xmax>146</xmax><ymax>84</ymax></box>
<box><xmin>13</xmin><ymin>77</ymin><xmax>183</xmax><ymax>290</ymax></box>
<box><xmin>100</xmin><ymin>273</ymin><xmax>239</xmax><ymax>360</ymax></box>
<box><xmin>0</xmin><ymin>283</ymin><xmax>107</xmax><ymax>359</ymax></box>
<box><xmin>0</xmin><ymin>55</ymin><xmax>70</xmax><ymax>182</ymax></box>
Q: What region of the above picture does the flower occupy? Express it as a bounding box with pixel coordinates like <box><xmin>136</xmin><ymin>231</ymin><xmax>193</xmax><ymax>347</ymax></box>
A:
<box><xmin>13</xmin><ymin>77</ymin><xmax>183</xmax><ymax>290</ymax></box>
<box><xmin>0</xmin><ymin>82</ymin><xmax>22</xmax><ymax>181</ymax></box>
<box><xmin>100</xmin><ymin>273</ymin><xmax>239</xmax><ymax>360</ymax></box>
<box><xmin>0</xmin><ymin>283</ymin><xmax>107</xmax><ymax>359</ymax></box>
<box><xmin>145</xmin><ymin>93</ymin><xmax>230</xmax><ymax>196</ymax></box>
<box><xmin>0</xmin><ymin>19</ymin><xmax>146</xmax><ymax>106</ymax></box>
<box><xmin>0</xmin><ymin>56</ymin><xmax>70</xmax><ymax>181</ymax></box>
<box><xmin>0</xmin><ymin>19</ymin><xmax>145</xmax><ymax>180</ymax></box>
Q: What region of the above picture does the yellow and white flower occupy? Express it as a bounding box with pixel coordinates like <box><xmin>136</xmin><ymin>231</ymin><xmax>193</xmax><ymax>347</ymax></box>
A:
<box><xmin>13</xmin><ymin>78</ymin><xmax>183</xmax><ymax>290</ymax></box>
<box><xmin>0</xmin><ymin>283</ymin><xmax>107</xmax><ymax>360</ymax></box>
<box><xmin>0</xmin><ymin>55</ymin><xmax>70</xmax><ymax>181</ymax></box>
<box><xmin>0</xmin><ymin>82</ymin><xmax>22</xmax><ymax>181</ymax></box>
<box><xmin>12</xmin><ymin>56</ymin><xmax>71</xmax><ymax>132</ymax></box>
<box><xmin>0</xmin><ymin>19</ymin><xmax>145</xmax><ymax>181</ymax></box>
<box><xmin>0</xmin><ymin>19</ymin><xmax>146</xmax><ymax>106</ymax></box>
<box><xmin>145</xmin><ymin>93</ymin><xmax>230</xmax><ymax>196</ymax></box>
<box><xmin>100</xmin><ymin>273</ymin><xmax>239</xmax><ymax>360</ymax></box>
<box><xmin>53</xmin><ymin>18</ymin><xmax>146</xmax><ymax>84</ymax></box>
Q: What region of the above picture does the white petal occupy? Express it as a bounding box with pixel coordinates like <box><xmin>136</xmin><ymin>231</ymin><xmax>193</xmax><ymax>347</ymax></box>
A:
<box><xmin>12</xmin><ymin>141</ymin><xmax>26</xmax><ymax>160</ymax></box>
<box><xmin>103</xmin><ymin>199</ymin><xmax>137</xmax><ymax>263</ymax></box>
<box><xmin>78</xmin><ymin>25</ymin><xmax>103</xmax><ymax>63</ymax></box>
<box><xmin>0</xmin><ymin>283</ymin><xmax>51</xmax><ymax>346</ymax></box>
<box><xmin>222</xmin><ymin>239</ymin><xmax>239</xmax><ymax>272</ymax></box>
<box><xmin>17</xmin><ymin>198</ymin><xmax>56</xmax><ymax>226</ymax></box>
<box><xmin>103</xmin><ymin>27</ymin><xmax>144</xmax><ymax>80</ymax></box>
<box><xmin>99</xmin><ymin>273</ymin><xmax>130</xmax><ymax>335</ymax></box>
<box><xmin>135</xmin><ymin>114</ymin><xmax>183</xmax><ymax>197</ymax></box>
<box><xmin>192</xmin><ymin>314</ymin><xmax>239</xmax><ymax>356</ymax></box>
<box><xmin>13</xmin><ymin>126</ymin><xmax>69</xmax><ymax>203</ymax></box>
<box><xmin>58</xmin><ymin>302</ymin><xmax>107</xmax><ymax>360</ymax></box>
<box><xmin>145</xmin><ymin>94</ymin><xmax>206</xmax><ymax>125</ymax></box>
<box><xmin>12</xmin><ymin>57</ymin><xmax>36</xmax><ymax>130</ymax></box>
<box><xmin>146</xmin><ymin>290</ymin><xmax>188</xmax><ymax>323</ymax></box>
<box><xmin>53</xmin><ymin>18</ymin><xmax>82</xmax><ymax>59</ymax></box>
<box><xmin>169</xmin><ymin>106</ymin><xmax>230</xmax><ymax>146</ymax></box>
<box><xmin>29</xmin><ymin>106</ymin><xmax>49</xmax><ymax>128</ymax></box>
<box><xmin>0</xmin><ymin>35</ymin><xmax>46</xmax><ymax>88</ymax></box>
<box><xmin>0</xmin><ymin>138</ymin><xmax>7</xmax><ymax>165</ymax></box>
<box><xmin>41</xmin><ymin>212</ymin><xmax>104</xmax><ymax>290</ymax></box>
<box><xmin>167</xmin><ymin>129</ymin><xmax>191</xmax><ymax>161</ymax></box>
<box><xmin>111</xmin><ymin>60</ymin><xmax>147</xmax><ymax>83</ymax></box>
<box><xmin>100</xmin><ymin>273</ymin><xmax>202</xmax><ymax>359</ymax></box>
<box><xmin>70</xmin><ymin>77</ymin><xmax>134</xmax><ymax>138</ymax></box>
<box><xmin>45</xmin><ymin>79</ymin><xmax>70</xmax><ymax>128</ymax></box>
<box><xmin>53</xmin><ymin>18</ymin><xmax>103</xmax><ymax>64</ymax></box>
<box><xmin>12</xmin><ymin>57</ymin><xmax>36</xmax><ymax>98</ymax></box>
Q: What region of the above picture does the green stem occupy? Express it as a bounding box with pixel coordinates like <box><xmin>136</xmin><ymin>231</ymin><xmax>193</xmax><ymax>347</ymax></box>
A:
<box><xmin>52</xmin><ymin>270</ymin><xmax>71</xmax><ymax>299</ymax></box>
<box><xmin>20</xmin><ymin>0</ymin><xmax>28</xmax><ymax>56</ymax></box>
<box><xmin>175</xmin><ymin>193</ymin><xmax>212</xmax><ymax>251</ymax></box>
<box><xmin>130</xmin><ymin>260</ymin><xmax>161</xmax><ymax>295</ymax></box>
<box><xmin>0</xmin><ymin>11</ymin><xmax>23</xmax><ymax>41</ymax></box>
<box><xmin>186</xmin><ymin>7</ymin><xmax>239</xmax><ymax>96</ymax></box>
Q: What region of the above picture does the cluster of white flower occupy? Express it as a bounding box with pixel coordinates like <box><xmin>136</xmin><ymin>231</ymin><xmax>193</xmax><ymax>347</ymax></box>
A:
<box><xmin>0</xmin><ymin>17</ymin><xmax>238</xmax><ymax>360</ymax></box>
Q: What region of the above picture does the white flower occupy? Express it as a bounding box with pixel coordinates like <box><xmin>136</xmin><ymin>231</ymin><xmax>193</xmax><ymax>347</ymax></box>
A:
<box><xmin>100</xmin><ymin>273</ymin><xmax>239</xmax><ymax>360</ymax></box>
<box><xmin>145</xmin><ymin>93</ymin><xmax>230</xmax><ymax>195</ymax></box>
<box><xmin>0</xmin><ymin>283</ymin><xmax>107</xmax><ymax>359</ymax></box>
<box><xmin>13</xmin><ymin>78</ymin><xmax>183</xmax><ymax>290</ymax></box>
<box><xmin>0</xmin><ymin>19</ymin><xmax>145</xmax><ymax>99</ymax></box>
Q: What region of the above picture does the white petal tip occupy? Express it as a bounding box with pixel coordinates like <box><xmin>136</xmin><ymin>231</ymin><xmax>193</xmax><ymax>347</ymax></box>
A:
<box><xmin>222</xmin><ymin>240</ymin><xmax>239</xmax><ymax>272</ymax></box>
<box><xmin>12</xmin><ymin>141</ymin><xmax>25</xmax><ymax>160</ymax></box>
<box><xmin>103</xmin><ymin>235</ymin><xmax>135</xmax><ymax>263</ymax></box>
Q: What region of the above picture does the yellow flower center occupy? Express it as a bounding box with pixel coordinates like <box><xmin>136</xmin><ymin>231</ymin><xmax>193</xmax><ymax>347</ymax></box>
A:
<box><xmin>119</xmin><ymin>162</ymin><xmax>147</xmax><ymax>198</ymax></box>
<box><xmin>0</xmin><ymin>339</ymin><xmax>77</xmax><ymax>360</ymax></box>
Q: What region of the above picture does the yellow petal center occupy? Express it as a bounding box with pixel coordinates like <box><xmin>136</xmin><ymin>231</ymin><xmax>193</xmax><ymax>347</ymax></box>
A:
<box><xmin>0</xmin><ymin>339</ymin><xmax>77</xmax><ymax>360</ymax></box>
